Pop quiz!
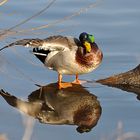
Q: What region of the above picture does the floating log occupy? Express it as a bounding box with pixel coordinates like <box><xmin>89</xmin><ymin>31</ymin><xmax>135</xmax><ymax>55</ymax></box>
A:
<box><xmin>96</xmin><ymin>64</ymin><xmax>140</xmax><ymax>99</ymax></box>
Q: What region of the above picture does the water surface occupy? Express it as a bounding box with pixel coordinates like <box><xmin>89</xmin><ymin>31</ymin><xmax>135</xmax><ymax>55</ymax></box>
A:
<box><xmin>0</xmin><ymin>0</ymin><xmax>140</xmax><ymax>140</ymax></box>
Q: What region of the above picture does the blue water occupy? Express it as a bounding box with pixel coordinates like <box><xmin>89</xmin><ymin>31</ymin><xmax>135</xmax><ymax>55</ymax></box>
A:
<box><xmin>0</xmin><ymin>0</ymin><xmax>140</xmax><ymax>140</ymax></box>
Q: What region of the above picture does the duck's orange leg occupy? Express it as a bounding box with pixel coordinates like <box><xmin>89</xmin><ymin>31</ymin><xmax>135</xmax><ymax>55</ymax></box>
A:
<box><xmin>58</xmin><ymin>73</ymin><xmax>72</xmax><ymax>89</ymax></box>
<box><xmin>58</xmin><ymin>73</ymin><xmax>62</xmax><ymax>89</ymax></box>
<box><xmin>75</xmin><ymin>74</ymin><xmax>81</xmax><ymax>84</ymax></box>
<box><xmin>72</xmin><ymin>74</ymin><xmax>81</xmax><ymax>84</ymax></box>
<box><xmin>72</xmin><ymin>74</ymin><xmax>87</xmax><ymax>84</ymax></box>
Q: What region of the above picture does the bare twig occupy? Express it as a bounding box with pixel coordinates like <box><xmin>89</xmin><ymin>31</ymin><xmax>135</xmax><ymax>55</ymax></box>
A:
<box><xmin>17</xmin><ymin>0</ymin><xmax>102</xmax><ymax>33</ymax></box>
<box><xmin>0</xmin><ymin>0</ymin><xmax>101</xmax><ymax>38</ymax></box>
<box><xmin>0</xmin><ymin>0</ymin><xmax>8</xmax><ymax>6</ymax></box>
<box><xmin>0</xmin><ymin>0</ymin><xmax>56</xmax><ymax>38</ymax></box>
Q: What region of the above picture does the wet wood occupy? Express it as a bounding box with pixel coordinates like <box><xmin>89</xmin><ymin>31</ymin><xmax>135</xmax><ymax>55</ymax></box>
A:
<box><xmin>96</xmin><ymin>64</ymin><xmax>140</xmax><ymax>99</ymax></box>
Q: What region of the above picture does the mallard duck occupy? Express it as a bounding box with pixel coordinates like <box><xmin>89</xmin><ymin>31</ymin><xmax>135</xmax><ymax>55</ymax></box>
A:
<box><xmin>0</xmin><ymin>32</ymin><xmax>103</xmax><ymax>89</ymax></box>
<box><xmin>0</xmin><ymin>83</ymin><xmax>102</xmax><ymax>133</ymax></box>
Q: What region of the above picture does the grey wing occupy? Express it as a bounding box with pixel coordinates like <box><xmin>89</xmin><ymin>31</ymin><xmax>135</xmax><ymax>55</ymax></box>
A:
<box><xmin>0</xmin><ymin>38</ymin><xmax>44</xmax><ymax>51</ymax></box>
<box><xmin>43</xmin><ymin>35</ymin><xmax>80</xmax><ymax>51</ymax></box>
<box><xmin>0</xmin><ymin>35</ymin><xmax>81</xmax><ymax>52</ymax></box>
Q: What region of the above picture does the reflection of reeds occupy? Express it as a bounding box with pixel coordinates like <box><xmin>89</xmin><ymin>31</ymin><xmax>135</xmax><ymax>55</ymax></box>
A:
<box><xmin>1</xmin><ymin>121</ymin><xmax>140</xmax><ymax>140</ymax></box>
<box><xmin>21</xmin><ymin>114</ymin><xmax>35</xmax><ymax>140</ymax></box>
<box><xmin>100</xmin><ymin>121</ymin><xmax>140</xmax><ymax>140</ymax></box>
<box><xmin>0</xmin><ymin>134</ymin><xmax>8</xmax><ymax>140</ymax></box>
<box><xmin>0</xmin><ymin>114</ymin><xmax>35</xmax><ymax>140</ymax></box>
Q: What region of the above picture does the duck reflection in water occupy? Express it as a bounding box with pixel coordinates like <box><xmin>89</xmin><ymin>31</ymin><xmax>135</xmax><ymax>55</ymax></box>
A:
<box><xmin>0</xmin><ymin>83</ymin><xmax>101</xmax><ymax>133</ymax></box>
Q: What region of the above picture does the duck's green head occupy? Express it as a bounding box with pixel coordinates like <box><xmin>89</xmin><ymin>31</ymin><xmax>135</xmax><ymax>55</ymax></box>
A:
<box><xmin>79</xmin><ymin>32</ymin><xmax>95</xmax><ymax>44</ymax></box>
<box><xmin>79</xmin><ymin>32</ymin><xmax>95</xmax><ymax>53</ymax></box>
<box><xmin>76</xmin><ymin>125</ymin><xmax>92</xmax><ymax>133</ymax></box>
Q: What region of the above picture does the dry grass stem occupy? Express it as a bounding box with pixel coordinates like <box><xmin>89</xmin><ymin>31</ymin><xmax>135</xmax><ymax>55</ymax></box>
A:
<box><xmin>0</xmin><ymin>0</ymin><xmax>56</xmax><ymax>39</ymax></box>
<box><xmin>17</xmin><ymin>0</ymin><xmax>102</xmax><ymax>33</ymax></box>
<box><xmin>0</xmin><ymin>0</ymin><xmax>8</xmax><ymax>6</ymax></box>
<box><xmin>0</xmin><ymin>0</ymin><xmax>101</xmax><ymax>40</ymax></box>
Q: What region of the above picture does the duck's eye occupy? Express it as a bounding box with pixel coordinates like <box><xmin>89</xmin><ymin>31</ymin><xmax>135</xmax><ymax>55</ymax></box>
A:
<box><xmin>85</xmin><ymin>35</ymin><xmax>87</xmax><ymax>38</ymax></box>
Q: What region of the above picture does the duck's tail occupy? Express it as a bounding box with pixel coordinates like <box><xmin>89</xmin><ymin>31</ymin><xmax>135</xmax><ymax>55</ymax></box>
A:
<box><xmin>0</xmin><ymin>89</ymin><xmax>42</xmax><ymax>116</ymax></box>
<box><xmin>0</xmin><ymin>89</ymin><xmax>17</xmax><ymax>107</ymax></box>
<box><xmin>0</xmin><ymin>38</ymin><xmax>44</xmax><ymax>51</ymax></box>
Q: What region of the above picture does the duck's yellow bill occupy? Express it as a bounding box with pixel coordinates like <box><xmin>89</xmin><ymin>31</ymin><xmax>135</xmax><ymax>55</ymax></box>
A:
<box><xmin>84</xmin><ymin>41</ymin><xmax>91</xmax><ymax>53</ymax></box>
